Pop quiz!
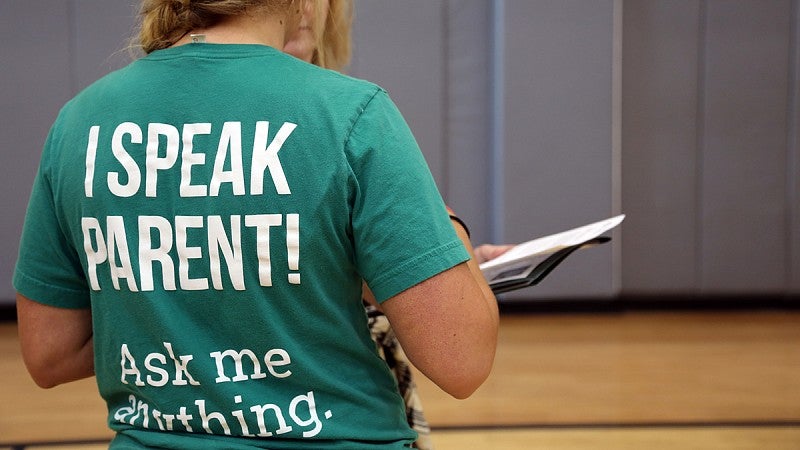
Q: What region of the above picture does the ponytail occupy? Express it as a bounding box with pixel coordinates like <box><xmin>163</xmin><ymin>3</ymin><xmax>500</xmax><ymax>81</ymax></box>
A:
<box><xmin>137</xmin><ymin>0</ymin><xmax>296</xmax><ymax>54</ymax></box>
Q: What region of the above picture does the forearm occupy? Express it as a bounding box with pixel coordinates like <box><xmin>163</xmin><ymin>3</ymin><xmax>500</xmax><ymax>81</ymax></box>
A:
<box><xmin>381</xmin><ymin>215</ymin><xmax>500</xmax><ymax>399</ymax></box>
<box><xmin>383</xmin><ymin>262</ymin><xmax>498</xmax><ymax>399</ymax></box>
<box><xmin>17</xmin><ymin>294</ymin><xmax>95</xmax><ymax>388</ymax></box>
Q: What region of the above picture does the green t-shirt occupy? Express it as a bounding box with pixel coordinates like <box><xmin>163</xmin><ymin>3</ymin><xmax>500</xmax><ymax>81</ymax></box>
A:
<box><xmin>14</xmin><ymin>44</ymin><xmax>469</xmax><ymax>448</ymax></box>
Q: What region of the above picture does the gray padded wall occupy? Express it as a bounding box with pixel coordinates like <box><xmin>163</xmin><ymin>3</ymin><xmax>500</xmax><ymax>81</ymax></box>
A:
<box><xmin>498</xmin><ymin>0</ymin><xmax>619</xmax><ymax>300</ymax></box>
<box><xmin>793</xmin><ymin>0</ymin><xmax>800</xmax><ymax>293</ymax></box>
<box><xmin>441</xmin><ymin>0</ymin><xmax>494</xmax><ymax>245</ymax></box>
<box><xmin>0</xmin><ymin>1</ymin><xmax>137</xmax><ymax>304</ymax></box>
<box><xmin>72</xmin><ymin>1</ymin><xmax>139</xmax><ymax>90</ymax></box>
<box><xmin>2</xmin><ymin>1</ymin><xmax>798</xmax><ymax>305</ymax></box>
<box><xmin>1</xmin><ymin>1</ymin><xmax>74</xmax><ymax>304</ymax></box>
<box><xmin>701</xmin><ymin>0</ymin><xmax>792</xmax><ymax>293</ymax></box>
<box><xmin>351</xmin><ymin>0</ymin><xmax>495</xmax><ymax>247</ymax></box>
<box><xmin>351</xmin><ymin>0</ymin><xmax>622</xmax><ymax>300</ymax></box>
<box><xmin>350</xmin><ymin>0</ymin><xmax>447</xmax><ymax>194</ymax></box>
<box><xmin>621</xmin><ymin>0</ymin><xmax>800</xmax><ymax>297</ymax></box>
<box><xmin>621</xmin><ymin>0</ymin><xmax>702</xmax><ymax>294</ymax></box>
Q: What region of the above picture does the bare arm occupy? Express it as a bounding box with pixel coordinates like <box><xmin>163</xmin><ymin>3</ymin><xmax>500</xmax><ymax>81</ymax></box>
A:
<box><xmin>16</xmin><ymin>293</ymin><xmax>94</xmax><ymax>388</ymax></box>
<box><xmin>380</xmin><ymin>218</ymin><xmax>499</xmax><ymax>399</ymax></box>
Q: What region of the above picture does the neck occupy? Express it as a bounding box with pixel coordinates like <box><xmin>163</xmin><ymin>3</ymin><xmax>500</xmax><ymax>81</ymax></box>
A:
<box><xmin>172</xmin><ymin>10</ymin><xmax>295</xmax><ymax>49</ymax></box>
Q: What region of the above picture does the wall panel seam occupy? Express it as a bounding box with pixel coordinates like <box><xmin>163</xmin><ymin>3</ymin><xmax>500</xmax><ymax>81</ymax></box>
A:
<box><xmin>490</xmin><ymin>0</ymin><xmax>505</xmax><ymax>243</ymax></box>
<box><xmin>611</xmin><ymin>0</ymin><xmax>623</xmax><ymax>293</ymax></box>
<box><xmin>441</xmin><ymin>0</ymin><xmax>451</xmax><ymax>200</ymax></box>
<box><xmin>67</xmin><ymin>0</ymin><xmax>77</xmax><ymax>95</ymax></box>
<box><xmin>695</xmin><ymin>0</ymin><xmax>708</xmax><ymax>291</ymax></box>
<box><xmin>788</xmin><ymin>0</ymin><xmax>800</xmax><ymax>289</ymax></box>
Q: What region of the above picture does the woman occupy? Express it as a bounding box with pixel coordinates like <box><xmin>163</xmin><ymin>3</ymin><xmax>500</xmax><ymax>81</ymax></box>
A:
<box><xmin>15</xmin><ymin>1</ymin><xmax>499</xmax><ymax>448</ymax></box>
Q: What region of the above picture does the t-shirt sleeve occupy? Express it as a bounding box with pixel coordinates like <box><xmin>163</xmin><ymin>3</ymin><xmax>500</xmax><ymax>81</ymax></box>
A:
<box><xmin>13</xmin><ymin>136</ymin><xmax>91</xmax><ymax>309</ymax></box>
<box><xmin>345</xmin><ymin>89</ymin><xmax>470</xmax><ymax>302</ymax></box>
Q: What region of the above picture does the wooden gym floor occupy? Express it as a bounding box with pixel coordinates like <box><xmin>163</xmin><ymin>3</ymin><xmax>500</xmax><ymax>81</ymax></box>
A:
<box><xmin>1</xmin><ymin>308</ymin><xmax>799</xmax><ymax>449</ymax></box>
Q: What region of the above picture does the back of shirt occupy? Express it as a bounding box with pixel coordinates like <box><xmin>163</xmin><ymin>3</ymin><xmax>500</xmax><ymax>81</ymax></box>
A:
<box><xmin>14</xmin><ymin>43</ymin><xmax>469</xmax><ymax>448</ymax></box>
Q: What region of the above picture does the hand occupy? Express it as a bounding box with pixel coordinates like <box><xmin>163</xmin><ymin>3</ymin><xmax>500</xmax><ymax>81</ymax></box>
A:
<box><xmin>473</xmin><ymin>244</ymin><xmax>514</xmax><ymax>264</ymax></box>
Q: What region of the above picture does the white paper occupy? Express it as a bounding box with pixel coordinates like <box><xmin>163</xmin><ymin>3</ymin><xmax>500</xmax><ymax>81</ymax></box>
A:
<box><xmin>479</xmin><ymin>214</ymin><xmax>625</xmax><ymax>282</ymax></box>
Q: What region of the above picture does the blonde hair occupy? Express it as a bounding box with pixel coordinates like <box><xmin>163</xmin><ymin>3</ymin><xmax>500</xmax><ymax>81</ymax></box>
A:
<box><xmin>312</xmin><ymin>0</ymin><xmax>352</xmax><ymax>71</ymax></box>
<box><xmin>137</xmin><ymin>0</ymin><xmax>297</xmax><ymax>54</ymax></box>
